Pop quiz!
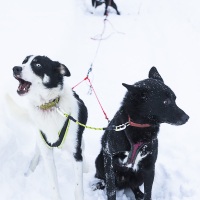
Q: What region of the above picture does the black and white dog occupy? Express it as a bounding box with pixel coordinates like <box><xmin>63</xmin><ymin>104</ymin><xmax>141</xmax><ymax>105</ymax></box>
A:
<box><xmin>12</xmin><ymin>55</ymin><xmax>88</xmax><ymax>200</ymax></box>
<box><xmin>94</xmin><ymin>67</ymin><xmax>189</xmax><ymax>200</ymax></box>
<box><xmin>92</xmin><ymin>0</ymin><xmax>120</xmax><ymax>15</ymax></box>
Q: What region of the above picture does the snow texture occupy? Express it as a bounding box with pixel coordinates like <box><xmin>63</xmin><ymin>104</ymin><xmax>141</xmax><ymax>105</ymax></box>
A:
<box><xmin>0</xmin><ymin>0</ymin><xmax>200</xmax><ymax>199</ymax></box>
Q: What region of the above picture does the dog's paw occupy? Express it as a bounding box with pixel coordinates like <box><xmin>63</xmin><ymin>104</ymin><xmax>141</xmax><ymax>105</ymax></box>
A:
<box><xmin>134</xmin><ymin>190</ymin><xmax>144</xmax><ymax>200</ymax></box>
<box><xmin>90</xmin><ymin>179</ymin><xmax>105</xmax><ymax>191</ymax></box>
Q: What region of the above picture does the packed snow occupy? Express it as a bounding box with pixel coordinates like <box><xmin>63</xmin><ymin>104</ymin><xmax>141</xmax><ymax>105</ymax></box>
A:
<box><xmin>0</xmin><ymin>0</ymin><xmax>200</xmax><ymax>199</ymax></box>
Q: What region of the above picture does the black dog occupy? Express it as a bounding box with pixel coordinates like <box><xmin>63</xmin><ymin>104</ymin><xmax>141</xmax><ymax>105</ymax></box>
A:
<box><xmin>92</xmin><ymin>0</ymin><xmax>120</xmax><ymax>15</ymax></box>
<box><xmin>94</xmin><ymin>67</ymin><xmax>189</xmax><ymax>200</ymax></box>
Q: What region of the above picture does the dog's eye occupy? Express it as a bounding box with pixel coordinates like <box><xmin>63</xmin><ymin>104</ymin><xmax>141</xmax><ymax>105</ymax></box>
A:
<box><xmin>35</xmin><ymin>63</ymin><xmax>41</xmax><ymax>67</ymax></box>
<box><xmin>164</xmin><ymin>99</ymin><xmax>171</xmax><ymax>105</ymax></box>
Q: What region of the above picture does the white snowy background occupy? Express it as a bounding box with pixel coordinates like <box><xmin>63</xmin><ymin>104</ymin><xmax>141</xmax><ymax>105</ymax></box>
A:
<box><xmin>0</xmin><ymin>0</ymin><xmax>200</xmax><ymax>199</ymax></box>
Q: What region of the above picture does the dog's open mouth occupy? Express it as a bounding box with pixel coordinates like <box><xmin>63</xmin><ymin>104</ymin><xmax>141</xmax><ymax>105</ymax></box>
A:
<box><xmin>14</xmin><ymin>76</ymin><xmax>32</xmax><ymax>95</ymax></box>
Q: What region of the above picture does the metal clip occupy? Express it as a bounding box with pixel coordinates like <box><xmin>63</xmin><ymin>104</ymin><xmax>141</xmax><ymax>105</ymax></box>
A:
<box><xmin>56</xmin><ymin>106</ymin><xmax>67</xmax><ymax>118</ymax></box>
<box><xmin>115</xmin><ymin>122</ymin><xmax>129</xmax><ymax>131</ymax></box>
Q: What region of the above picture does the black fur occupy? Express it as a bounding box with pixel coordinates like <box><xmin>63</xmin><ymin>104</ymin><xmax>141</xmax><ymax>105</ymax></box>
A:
<box><xmin>73</xmin><ymin>91</ymin><xmax>88</xmax><ymax>161</ymax></box>
<box><xmin>94</xmin><ymin>67</ymin><xmax>189</xmax><ymax>200</ymax></box>
<box><xmin>24</xmin><ymin>55</ymin><xmax>70</xmax><ymax>88</ymax></box>
<box><xmin>92</xmin><ymin>0</ymin><xmax>120</xmax><ymax>15</ymax></box>
<box><xmin>13</xmin><ymin>56</ymin><xmax>71</xmax><ymax>95</ymax></box>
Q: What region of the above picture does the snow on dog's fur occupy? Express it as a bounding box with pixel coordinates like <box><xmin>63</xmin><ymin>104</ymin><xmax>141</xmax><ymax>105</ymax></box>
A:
<box><xmin>94</xmin><ymin>67</ymin><xmax>189</xmax><ymax>200</ymax></box>
<box><xmin>12</xmin><ymin>55</ymin><xmax>88</xmax><ymax>200</ymax></box>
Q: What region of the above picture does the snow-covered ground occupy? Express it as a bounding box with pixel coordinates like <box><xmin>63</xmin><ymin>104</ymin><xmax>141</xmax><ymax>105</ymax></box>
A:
<box><xmin>0</xmin><ymin>0</ymin><xmax>200</xmax><ymax>199</ymax></box>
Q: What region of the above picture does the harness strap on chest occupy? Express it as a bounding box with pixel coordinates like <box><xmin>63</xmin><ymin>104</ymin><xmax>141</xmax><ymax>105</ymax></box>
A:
<box><xmin>40</xmin><ymin>116</ymin><xmax>70</xmax><ymax>148</ymax></box>
<box><xmin>126</xmin><ymin>142</ymin><xmax>146</xmax><ymax>166</ymax></box>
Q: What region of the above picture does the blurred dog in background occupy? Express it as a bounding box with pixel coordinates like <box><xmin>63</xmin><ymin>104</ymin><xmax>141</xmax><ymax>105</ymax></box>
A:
<box><xmin>92</xmin><ymin>0</ymin><xmax>120</xmax><ymax>15</ymax></box>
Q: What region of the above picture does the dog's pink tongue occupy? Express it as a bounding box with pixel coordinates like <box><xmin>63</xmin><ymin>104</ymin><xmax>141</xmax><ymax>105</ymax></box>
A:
<box><xmin>17</xmin><ymin>81</ymin><xmax>30</xmax><ymax>94</ymax></box>
<box><xmin>18</xmin><ymin>82</ymin><xmax>25</xmax><ymax>92</ymax></box>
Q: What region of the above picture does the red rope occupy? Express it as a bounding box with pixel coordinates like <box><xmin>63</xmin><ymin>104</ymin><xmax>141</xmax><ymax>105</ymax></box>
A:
<box><xmin>72</xmin><ymin>76</ymin><xmax>109</xmax><ymax>122</ymax></box>
<box><xmin>71</xmin><ymin>17</ymin><xmax>115</xmax><ymax>122</ymax></box>
<box><xmin>72</xmin><ymin>77</ymin><xmax>88</xmax><ymax>90</ymax></box>
<box><xmin>86</xmin><ymin>77</ymin><xmax>109</xmax><ymax>121</ymax></box>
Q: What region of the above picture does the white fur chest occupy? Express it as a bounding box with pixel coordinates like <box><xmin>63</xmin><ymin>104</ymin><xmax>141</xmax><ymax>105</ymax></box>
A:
<box><xmin>27</xmin><ymin>88</ymin><xmax>79</xmax><ymax>145</ymax></box>
<box><xmin>34</xmin><ymin>108</ymin><xmax>66</xmax><ymax>143</ymax></box>
<box><xmin>118</xmin><ymin>148</ymin><xmax>149</xmax><ymax>172</ymax></box>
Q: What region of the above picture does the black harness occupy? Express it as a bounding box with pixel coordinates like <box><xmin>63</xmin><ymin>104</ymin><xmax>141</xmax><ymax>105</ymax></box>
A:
<box><xmin>40</xmin><ymin>116</ymin><xmax>70</xmax><ymax>148</ymax></box>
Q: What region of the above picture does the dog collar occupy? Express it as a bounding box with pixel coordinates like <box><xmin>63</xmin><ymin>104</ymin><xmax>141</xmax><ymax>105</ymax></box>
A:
<box><xmin>39</xmin><ymin>97</ymin><xmax>60</xmax><ymax>110</ymax></box>
<box><xmin>128</xmin><ymin>116</ymin><xmax>152</xmax><ymax>128</ymax></box>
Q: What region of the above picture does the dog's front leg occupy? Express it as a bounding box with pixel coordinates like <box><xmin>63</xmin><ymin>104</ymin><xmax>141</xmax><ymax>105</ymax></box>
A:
<box><xmin>38</xmin><ymin>138</ymin><xmax>61</xmax><ymax>200</ymax></box>
<box><xmin>103</xmin><ymin>150</ymin><xmax>116</xmax><ymax>200</ymax></box>
<box><xmin>104</xmin><ymin>0</ymin><xmax>109</xmax><ymax>15</ymax></box>
<box><xmin>143</xmin><ymin>167</ymin><xmax>155</xmax><ymax>200</ymax></box>
<box><xmin>72</xmin><ymin>158</ymin><xmax>84</xmax><ymax>200</ymax></box>
<box><xmin>72</xmin><ymin>140</ymin><xmax>84</xmax><ymax>200</ymax></box>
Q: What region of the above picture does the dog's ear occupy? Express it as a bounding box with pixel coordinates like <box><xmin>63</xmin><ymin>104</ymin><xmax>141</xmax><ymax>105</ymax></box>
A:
<box><xmin>59</xmin><ymin>64</ymin><xmax>71</xmax><ymax>77</ymax></box>
<box><xmin>55</xmin><ymin>62</ymin><xmax>71</xmax><ymax>77</ymax></box>
<box><xmin>149</xmin><ymin>67</ymin><xmax>164</xmax><ymax>83</ymax></box>
<box><xmin>122</xmin><ymin>83</ymin><xmax>132</xmax><ymax>91</ymax></box>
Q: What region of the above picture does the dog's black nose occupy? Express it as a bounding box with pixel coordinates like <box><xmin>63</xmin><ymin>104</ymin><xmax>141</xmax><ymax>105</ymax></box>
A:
<box><xmin>181</xmin><ymin>114</ymin><xmax>189</xmax><ymax>123</ymax></box>
<box><xmin>13</xmin><ymin>66</ymin><xmax>22</xmax><ymax>75</ymax></box>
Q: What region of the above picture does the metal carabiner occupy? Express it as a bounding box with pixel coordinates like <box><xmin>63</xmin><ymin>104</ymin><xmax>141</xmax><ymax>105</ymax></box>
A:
<box><xmin>115</xmin><ymin>124</ymin><xmax>126</xmax><ymax>131</ymax></box>
<box><xmin>114</xmin><ymin>122</ymin><xmax>130</xmax><ymax>132</ymax></box>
